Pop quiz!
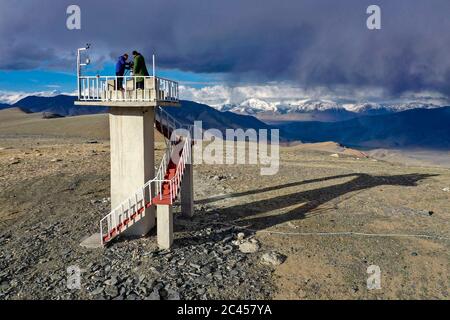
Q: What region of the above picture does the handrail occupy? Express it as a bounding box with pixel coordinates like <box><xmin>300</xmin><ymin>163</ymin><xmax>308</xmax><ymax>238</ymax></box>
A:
<box><xmin>155</xmin><ymin>106</ymin><xmax>192</xmax><ymax>137</ymax></box>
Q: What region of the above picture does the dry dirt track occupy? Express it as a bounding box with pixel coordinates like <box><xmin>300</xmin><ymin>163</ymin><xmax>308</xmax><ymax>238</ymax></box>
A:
<box><xmin>0</xmin><ymin>109</ymin><xmax>449</xmax><ymax>300</ymax></box>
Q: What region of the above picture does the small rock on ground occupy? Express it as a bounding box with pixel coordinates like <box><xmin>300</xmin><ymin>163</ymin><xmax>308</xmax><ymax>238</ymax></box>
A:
<box><xmin>260</xmin><ymin>251</ymin><xmax>287</xmax><ymax>266</ymax></box>
<box><xmin>238</xmin><ymin>240</ymin><xmax>260</xmax><ymax>253</ymax></box>
<box><xmin>330</xmin><ymin>153</ymin><xmax>340</xmax><ymax>158</ymax></box>
<box><xmin>237</xmin><ymin>232</ymin><xmax>245</xmax><ymax>240</ymax></box>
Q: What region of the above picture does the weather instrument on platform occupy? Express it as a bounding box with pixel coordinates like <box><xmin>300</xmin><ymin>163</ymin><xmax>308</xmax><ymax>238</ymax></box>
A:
<box><xmin>77</xmin><ymin>43</ymin><xmax>91</xmax><ymax>99</ymax></box>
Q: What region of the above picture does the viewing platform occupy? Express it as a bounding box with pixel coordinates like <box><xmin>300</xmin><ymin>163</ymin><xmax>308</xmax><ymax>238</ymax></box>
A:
<box><xmin>74</xmin><ymin>75</ymin><xmax>180</xmax><ymax>108</ymax></box>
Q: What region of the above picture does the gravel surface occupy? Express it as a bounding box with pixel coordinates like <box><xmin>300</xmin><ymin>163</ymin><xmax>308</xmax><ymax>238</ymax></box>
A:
<box><xmin>1</xmin><ymin>136</ymin><xmax>449</xmax><ymax>300</ymax></box>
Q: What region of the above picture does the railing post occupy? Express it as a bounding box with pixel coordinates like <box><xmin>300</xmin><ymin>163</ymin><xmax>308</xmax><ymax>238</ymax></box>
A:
<box><xmin>115</xmin><ymin>76</ymin><xmax>118</xmax><ymax>101</ymax></box>
<box><xmin>134</xmin><ymin>76</ymin><xmax>137</xmax><ymax>101</ymax></box>
<box><xmin>87</xmin><ymin>79</ymin><xmax>90</xmax><ymax>100</ymax></box>
<box><xmin>105</xmin><ymin>77</ymin><xmax>109</xmax><ymax>101</ymax></box>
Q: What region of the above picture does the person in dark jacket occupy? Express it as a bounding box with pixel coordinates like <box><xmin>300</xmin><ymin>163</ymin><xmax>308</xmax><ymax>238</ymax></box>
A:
<box><xmin>115</xmin><ymin>53</ymin><xmax>130</xmax><ymax>90</ymax></box>
<box><xmin>132</xmin><ymin>51</ymin><xmax>149</xmax><ymax>89</ymax></box>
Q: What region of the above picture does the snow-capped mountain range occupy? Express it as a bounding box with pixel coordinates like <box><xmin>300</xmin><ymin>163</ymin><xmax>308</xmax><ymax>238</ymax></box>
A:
<box><xmin>215</xmin><ymin>98</ymin><xmax>443</xmax><ymax>116</ymax></box>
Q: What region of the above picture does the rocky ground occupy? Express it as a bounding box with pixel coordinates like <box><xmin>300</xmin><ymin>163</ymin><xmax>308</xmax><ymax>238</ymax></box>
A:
<box><xmin>0</xmin><ymin>137</ymin><xmax>275</xmax><ymax>300</ymax></box>
<box><xmin>0</xmin><ymin>130</ymin><xmax>449</xmax><ymax>300</ymax></box>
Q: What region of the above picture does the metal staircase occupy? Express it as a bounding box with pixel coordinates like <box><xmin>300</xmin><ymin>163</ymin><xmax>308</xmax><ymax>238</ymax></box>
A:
<box><xmin>100</xmin><ymin>107</ymin><xmax>192</xmax><ymax>245</ymax></box>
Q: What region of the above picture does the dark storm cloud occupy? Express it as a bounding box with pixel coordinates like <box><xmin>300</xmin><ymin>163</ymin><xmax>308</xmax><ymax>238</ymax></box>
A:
<box><xmin>0</xmin><ymin>0</ymin><xmax>449</xmax><ymax>96</ymax></box>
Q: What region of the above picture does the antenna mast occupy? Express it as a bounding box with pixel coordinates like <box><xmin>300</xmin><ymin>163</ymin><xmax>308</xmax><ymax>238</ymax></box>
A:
<box><xmin>76</xmin><ymin>43</ymin><xmax>91</xmax><ymax>99</ymax></box>
<box><xmin>152</xmin><ymin>54</ymin><xmax>156</xmax><ymax>77</ymax></box>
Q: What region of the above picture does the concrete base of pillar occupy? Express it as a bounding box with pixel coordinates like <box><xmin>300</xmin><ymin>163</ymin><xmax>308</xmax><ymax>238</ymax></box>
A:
<box><xmin>181</xmin><ymin>162</ymin><xmax>194</xmax><ymax>218</ymax></box>
<box><xmin>80</xmin><ymin>233</ymin><xmax>103</xmax><ymax>249</ymax></box>
<box><xmin>157</xmin><ymin>205</ymin><xmax>173</xmax><ymax>249</ymax></box>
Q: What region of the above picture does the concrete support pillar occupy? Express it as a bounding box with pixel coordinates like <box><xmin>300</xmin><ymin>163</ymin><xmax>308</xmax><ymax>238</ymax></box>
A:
<box><xmin>109</xmin><ymin>107</ymin><xmax>155</xmax><ymax>237</ymax></box>
<box><xmin>157</xmin><ymin>205</ymin><xmax>173</xmax><ymax>249</ymax></box>
<box><xmin>181</xmin><ymin>162</ymin><xmax>194</xmax><ymax>218</ymax></box>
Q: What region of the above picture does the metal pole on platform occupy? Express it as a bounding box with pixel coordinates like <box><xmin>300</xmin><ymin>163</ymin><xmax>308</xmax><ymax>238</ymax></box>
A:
<box><xmin>152</xmin><ymin>54</ymin><xmax>156</xmax><ymax>77</ymax></box>
<box><xmin>77</xmin><ymin>44</ymin><xmax>91</xmax><ymax>100</ymax></box>
<box><xmin>77</xmin><ymin>49</ymin><xmax>81</xmax><ymax>99</ymax></box>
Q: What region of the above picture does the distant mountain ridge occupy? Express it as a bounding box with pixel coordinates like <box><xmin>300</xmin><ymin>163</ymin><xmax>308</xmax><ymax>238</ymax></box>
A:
<box><xmin>3</xmin><ymin>94</ymin><xmax>450</xmax><ymax>149</ymax></box>
<box><xmin>6</xmin><ymin>95</ymin><xmax>272</xmax><ymax>138</ymax></box>
<box><xmin>218</xmin><ymin>98</ymin><xmax>442</xmax><ymax>114</ymax></box>
<box><xmin>280</xmin><ymin>106</ymin><xmax>450</xmax><ymax>149</ymax></box>
<box><xmin>12</xmin><ymin>95</ymin><xmax>107</xmax><ymax>116</ymax></box>
<box><xmin>217</xmin><ymin>98</ymin><xmax>444</xmax><ymax>122</ymax></box>
<box><xmin>165</xmin><ymin>100</ymin><xmax>271</xmax><ymax>132</ymax></box>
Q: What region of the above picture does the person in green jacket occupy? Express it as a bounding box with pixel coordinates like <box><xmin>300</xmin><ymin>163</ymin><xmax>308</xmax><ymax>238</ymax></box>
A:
<box><xmin>132</xmin><ymin>50</ymin><xmax>149</xmax><ymax>89</ymax></box>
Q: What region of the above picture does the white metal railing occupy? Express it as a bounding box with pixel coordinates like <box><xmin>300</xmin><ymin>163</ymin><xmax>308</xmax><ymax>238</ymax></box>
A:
<box><xmin>99</xmin><ymin>107</ymin><xmax>192</xmax><ymax>244</ymax></box>
<box><xmin>78</xmin><ymin>75</ymin><xmax>179</xmax><ymax>103</ymax></box>
<box><xmin>155</xmin><ymin>105</ymin><xmax>192</xmax><ymax>138</ymax></box>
